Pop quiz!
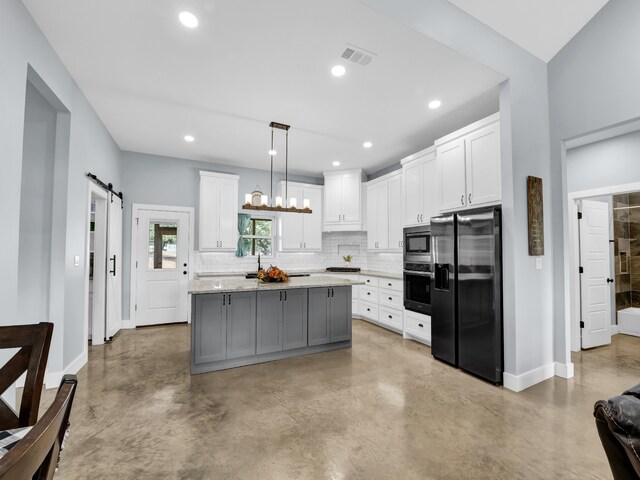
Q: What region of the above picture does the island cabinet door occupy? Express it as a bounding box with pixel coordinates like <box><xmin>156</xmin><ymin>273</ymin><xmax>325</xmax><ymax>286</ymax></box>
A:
<box><xmin>193</xmin><ymin>294</ymin><xmax>226</xmax><ymax>364</ymax></box>
<box><xmin>330</xmin><ymin>286</ymin><xmax>352</xmax><ymax>342</ymax></box>
<box><xmin>308</xmin><ymin>288</ymin><xmax>330</xmax><ymax>346</ymax></box>
<box><xmin>226</xmin><ymin>292</ymin><xmax>257</xmax><ymax>359</ymax></box>
<box><xmin>257</xmin><ymin>290</ymin><xmax>283</xmax><ymax>354</ymax></box>
<box><xmin>283</xmin><ymin>289</ymin><xmax>308</xmax><ymax>350</ymax></box>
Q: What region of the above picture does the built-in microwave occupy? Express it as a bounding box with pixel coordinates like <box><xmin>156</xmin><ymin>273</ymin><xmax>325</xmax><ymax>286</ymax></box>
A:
<box><xmin>404</xmin><ymin>225</ymin><xmax>431</xmax><ymax>256</ymax></box>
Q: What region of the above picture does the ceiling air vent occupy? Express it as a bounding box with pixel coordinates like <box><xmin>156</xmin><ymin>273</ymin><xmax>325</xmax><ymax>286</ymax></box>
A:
<box><xmin>340</xmin><ymin>45</ymin><xmax>376</xmax><ymax>66</ymax></box>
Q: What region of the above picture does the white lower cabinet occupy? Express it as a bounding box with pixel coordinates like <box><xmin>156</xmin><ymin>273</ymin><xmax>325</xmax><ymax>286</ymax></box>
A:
<box><xmin>403</xmin><ymin>310</ymin><xmax>431</xmax><ymax>345</ymax></box>
<box><xmin>354</xmin><ymin>275</ymin><xmax>403</xmax><ymax>334</ymax></box>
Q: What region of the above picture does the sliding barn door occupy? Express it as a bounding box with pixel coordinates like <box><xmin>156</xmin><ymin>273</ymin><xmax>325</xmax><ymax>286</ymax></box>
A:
<box><xmin>105</xmin><ymin>193</ymin><xmax>123</xmax><ymax>339</ymax></box>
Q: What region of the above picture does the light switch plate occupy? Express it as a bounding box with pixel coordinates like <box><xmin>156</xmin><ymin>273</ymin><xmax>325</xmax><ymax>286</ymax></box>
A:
<box><xmin>535</xmin><ymin>257</ymin><xmax>543</xmax><ymax>270</ymax></box>
<box><xmin>74</xmin><ymin>255</ymin><xmax>80</xmax><ymax>267</ymax></box>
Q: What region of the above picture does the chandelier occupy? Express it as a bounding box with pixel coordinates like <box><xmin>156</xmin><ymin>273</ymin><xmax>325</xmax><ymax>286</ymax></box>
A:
<box><xmin>242</xmin><ymin>121</ymin><xmax>312</xmax><ymax>214</ymax></box>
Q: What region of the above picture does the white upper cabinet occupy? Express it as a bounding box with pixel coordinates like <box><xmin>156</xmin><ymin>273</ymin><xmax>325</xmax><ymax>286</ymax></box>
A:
<box><xmin>438</xmin><ymin>138</ymin><xmax>467</xmax><ymax>210</ymax></box>
<box><xmin>323</xmin><ymin>170</ymin><xmax>366</xmax><ymax>231</ymax></box>
<box><xmin>401</xmin><ymin>146</ymin><xmax>438</xmax><ymax>227</ymax></box>
<box><xmin>387</xmin><ymin>174</ymin><xmax>403</xmax><ymax>249</ymax></box>
<box><xmin>435</xmin><ymin>113</ymin><xmax>501</xmax><ymax>212</ymax></box>
<box><xmin>199</xmin><ymin>171</ymin><xmax>239</xmax><ymax>251</ymax></box>
<box><xmin>278</xmin><ymin>182</ymin><xmax>322</xmax><ymax>251</ymax></box>
<box><xmin>366</xmin><ymin>171</ymin><xmax>402</xmax><ymax>252</ymax></box>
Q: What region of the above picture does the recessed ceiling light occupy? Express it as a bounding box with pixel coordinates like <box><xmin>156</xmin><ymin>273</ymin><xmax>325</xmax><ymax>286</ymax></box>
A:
<box><xmin>428</xmin><ymin>100</ymin><xmax>442</xmax><ymax>110</ymax></box>
<box><xmin>179</xmin><ymin>11</ymin><xmax>198</xmax><ymax>28</ymax></box>
<box><xmin>363</xmin><ymin>141</ymin><xmax>373</xmax><ymax>149</ymax></box>
<box><xmin>268</xmin><ymin>149</ymin><xmax>277</xmax><ymax>156</ymax></box>
<box><xmin>184</xmin><ymin>135</ymin><xmax>195</xmax><ymax>142</ymax></box>
<box><xmin>332</xmin><ymin>161</ymin><xmax>341</xmax><ymax>167</ymax></box>
<box><xmin>331</xmin><ymin>65</ymin><xmax>346</xmax><ymax>77</ymax></box>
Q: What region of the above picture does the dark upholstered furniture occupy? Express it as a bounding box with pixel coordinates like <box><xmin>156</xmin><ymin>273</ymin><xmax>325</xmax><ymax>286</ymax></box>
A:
<box><xmin>0</xmin><ymin>375</ymin><xmax>77</xmax><ymax>479</ymax></box>
<box><xmin>0</xmin><ymin>323</ymin><xmax>53</xmax><ymax>430</ymax></box>
<box><xmin>594</xmin><ymin>384</ymin><xmax>640</xmax><ymax>479</ymax></box>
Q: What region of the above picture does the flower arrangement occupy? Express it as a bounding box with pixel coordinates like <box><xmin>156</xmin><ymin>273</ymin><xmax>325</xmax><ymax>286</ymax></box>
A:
<box><xmin>257</xmin><ymin>265</ymin><xmax>289</xmax><ymax>283</ymax></box>
<box><xmin>343</xmin><ymin>255</ymin><xmax>352</xmax><ymax>266</ymax></box>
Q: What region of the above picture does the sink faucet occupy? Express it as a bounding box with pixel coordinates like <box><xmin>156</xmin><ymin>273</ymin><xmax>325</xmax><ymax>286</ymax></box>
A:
<box><xmin>257</xmin><ymin>253</ymin><xmax>261</xmax><ymax>272</ymax></box>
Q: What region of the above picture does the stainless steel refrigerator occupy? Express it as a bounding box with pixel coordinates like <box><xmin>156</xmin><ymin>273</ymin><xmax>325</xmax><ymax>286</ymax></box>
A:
<box><xmin>430</xmin><ymin>206</ymin><xmax>503</xmax><ymax>384</ymax></box>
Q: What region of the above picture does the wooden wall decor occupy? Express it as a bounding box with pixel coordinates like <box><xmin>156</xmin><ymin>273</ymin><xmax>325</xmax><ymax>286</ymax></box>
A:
<box><xmin>527</xmin><ymin>176</ymin><xmax>544</xmax><ymax>256</ymax></box>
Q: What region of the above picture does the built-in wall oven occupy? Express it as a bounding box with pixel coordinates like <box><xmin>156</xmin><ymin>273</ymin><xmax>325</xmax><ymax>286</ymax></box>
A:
<box><xmin>404</xmin><ymin>225</ymin><xmax>432</xmax><ymax>315</ymax></box>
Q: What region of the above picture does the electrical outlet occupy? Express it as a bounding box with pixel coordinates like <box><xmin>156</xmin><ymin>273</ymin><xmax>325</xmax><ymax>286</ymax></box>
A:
<box><xmin>535</xmin><ymin>257</ymin><xmax>543</xmax><ymax>270</ymax></box>
<box><xmin>74</xmin><ymin>255</ymin><xmax>80</xmax><ymax>267</ymax></box>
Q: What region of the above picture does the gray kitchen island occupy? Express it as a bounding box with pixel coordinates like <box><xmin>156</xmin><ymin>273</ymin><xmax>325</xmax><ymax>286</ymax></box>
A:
<box><xmin>189</xmin><ymin>276</ymin><xmax>364</xmax><ymax>374</ymax></box>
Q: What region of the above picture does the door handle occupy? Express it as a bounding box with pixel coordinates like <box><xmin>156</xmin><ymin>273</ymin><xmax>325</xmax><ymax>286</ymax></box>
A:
<box><xmin>417</xmin><ymin>214</ymin><xmax>419</xmax><ymax>223</ymax></box>
<box><xmin>460</xmin><ymin>195</ymin><xmax>464</xmax><ymax>205</ymax></box>
<box><xmin>223</xmin><ymin>295</ymin><xmax>226</xmax><ymax>306</ymax></box>
<box><xmin>109</xmin><ymin>255</ymin><xmax>116</xmax><ymax>276</ymax></box>
<box><xmin>607</xmin><ymin>278</ymin><xmax>614</xmax><ymax>283</ymax></box>
<box><xmin>280</xmin><ymin>291</ymin><xmax>282</xmax><ymax>301</ymax></box>
<box><xmin>304</xmin><ymin>242</ymin><xmax>306</xmax><ymax>249</ymax></box>
<box><xmin>331</xmin><ymin>288</ymin><xmax>334</xmax><ymax>297</ymax></box>
<box><xmin>228</xmin><ymin>295</ymin><xmax>231</xmax><ymax>305</ymax></box>
<box><xmin>468</xmin><ymin>193</ymin><xmax>472</xmax><ymax>204</ymax></box>
<box><xmin>284</xmin><ymin>291</ymin><xmax>287</xmax><ymax>301</ymax></box>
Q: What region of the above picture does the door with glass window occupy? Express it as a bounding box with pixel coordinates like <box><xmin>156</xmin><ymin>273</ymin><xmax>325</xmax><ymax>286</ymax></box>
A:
<box><xmin>135</xmin><ymin>209</ymin><xmax>190</xmax><ymax>326</ymax></box>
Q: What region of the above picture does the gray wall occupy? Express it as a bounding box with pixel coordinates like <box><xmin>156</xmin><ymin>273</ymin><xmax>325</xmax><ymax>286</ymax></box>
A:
<box><xmin>1</xmin><ymin>0</ymin><xmax>121</xmax><ymax>373</ymax></box>
<box><xmin>548</xmin><ymin>0</ymin><xmax>640</xmax><ymax>362</ymax></box>
<box><xmin>566</xmin><ymin>130</ymin><xmax>640</xmax><ymax>193</ymax></box>
<box><xmin>18</xmin><ymin>82</ymin><xmax>57</xmax><ymax>329</ymax></box>
<box><xmin>120</xmin><ymin>151</ymin><xmax>321</xmax><ymax>320</ymax></box>
<box><xmin>360</xmin><ymin>0</ymin><xmax>554</xmax><ymax>381</ymax></box>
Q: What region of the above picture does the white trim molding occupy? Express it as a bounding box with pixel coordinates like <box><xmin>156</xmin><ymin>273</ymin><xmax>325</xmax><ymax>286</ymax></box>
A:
<box><xmin>554</xmin><ymin>362</ymin><xmax>574</xmax><ymax>379</ymax></box>
<box><xmin>503</xmin><ymin>363</ymin><xmax>555</xmax><ymax>393</ymax></box>
<box><xmin>611</xmin><ymin>324</ymin><xmax>620</xmax><ymax>335</ymax></box>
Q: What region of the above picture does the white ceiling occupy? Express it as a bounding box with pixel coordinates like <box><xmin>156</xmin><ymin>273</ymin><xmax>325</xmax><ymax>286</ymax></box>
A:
<box><xmin>446</xmin><ymin>0</ymin><xmax>609</xmax><ymax>62</ymax></box>
<box><xmin>22</xmin><ymin>0</ymin><xmax>506</xmax><ymax>176</ymax></box>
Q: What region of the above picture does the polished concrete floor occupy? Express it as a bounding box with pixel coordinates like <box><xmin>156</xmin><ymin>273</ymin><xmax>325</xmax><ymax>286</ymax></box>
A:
<box><xmin>51</xmin><ymin>321</ymin><xmax>639</xmax><ymax>479</ymax></box>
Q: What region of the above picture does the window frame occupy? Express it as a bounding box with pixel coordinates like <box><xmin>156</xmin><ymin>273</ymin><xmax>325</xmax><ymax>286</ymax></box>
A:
<box><xmin>242</xmin><ymin>215</ymin><xmax>275</xmax><ymax>257</ymax></box>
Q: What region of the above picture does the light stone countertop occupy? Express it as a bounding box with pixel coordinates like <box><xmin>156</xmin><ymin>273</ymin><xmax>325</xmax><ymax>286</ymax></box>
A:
<box><xmin>189</xmin><ymin>275</ymin><xmax>365</xmax><ymax>294</ymax></box>
<box><xmin>196</xmin><ymin>269</ymin><xmax>403</xmax><ymax>280</ymax></box>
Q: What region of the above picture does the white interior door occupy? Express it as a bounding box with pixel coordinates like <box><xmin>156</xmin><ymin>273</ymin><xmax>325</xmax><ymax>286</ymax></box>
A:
<box><xmin>106</xmin><ymin>194</ymin><xmax>122</xmax><ymax>339</ymax></box>
<box><xmin>135</xmin><ymin>209</ymin><xmax>189</xmax><ymax>326</ymax></box>
<box><xmin>580</xmin><ymin>199</ymin><xmax>612</xmax><ymax>349</ymax></box>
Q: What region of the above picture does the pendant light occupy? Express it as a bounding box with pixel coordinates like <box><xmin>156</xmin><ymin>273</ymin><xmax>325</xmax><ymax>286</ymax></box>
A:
<box><xmin>243</xmin><ymin>121</ymin><xmax>312</xmax><ymax>214</ymax></box>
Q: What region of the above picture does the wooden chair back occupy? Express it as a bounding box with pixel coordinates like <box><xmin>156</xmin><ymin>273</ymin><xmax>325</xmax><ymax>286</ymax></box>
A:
<box><xmin>0</xmin><ymin>323</ymin><xmax>53</xmax><ymax>430</ymax></box>
<box><xmin>0</xmin><ymin>375</ymin><xmax>77</xmax><ymax>480</ymax></box>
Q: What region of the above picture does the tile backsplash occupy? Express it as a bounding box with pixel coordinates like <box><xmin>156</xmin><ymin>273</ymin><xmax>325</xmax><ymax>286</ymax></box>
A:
<box><xmin>195</xmin><ymin>231</ymin><xmax>402</xmax><ymax>274</ymax></box>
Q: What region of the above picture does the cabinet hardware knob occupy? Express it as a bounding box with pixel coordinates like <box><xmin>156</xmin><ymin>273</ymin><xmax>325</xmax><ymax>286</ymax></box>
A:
<box><xmin>367</xmin><ymin>308</ymin><xmax>370</xmax><ymax>311</ymax></box>
<box><xmin>367</xmin><ymin>292</ymin><xmax>371</xmax><ymax>295</ymax></box>
<box><xmin>607</xmin><ymin>278</ymin><xmax>614</xmax><ymax>283</ymax></box>
<box><xmin>388</xmin><ymin>315</ymin><xmax>393</xmax><ymax>319</ymax></box>
<box><xmin>418</xmin><ymin>323</ymin><xmax>423</xmax><ymax>328</ymax></box>
<box><xmin>468</xmin><ymin>193</ymin><xmax>472</xmax><ymax>204</ymax></box>
<box><xmin>183</xmin><ymin>263</ymin><xmax>187</xmax><ymax>267</ymax></box>
<box><xmin>388</xmin><ymin>297</ymin><xmax>392</xmax><ymax>300</ymax></box>
<box><xmin>388</xmin><ymin>283</ymin><xmax>392</xmax><ymax>286</ymax></box>
<box><xmin>367</xmin><ymin>279</ymin><xmax>370</xmax><ymax>283</ymax></box>
<box><xmin>460</xmin><ymin>195</ymin><xmax>464</xmax><ymax>205</ymax></box>
<box><xmin>183</xmin><ymin>271</ymin><xmax>188</xmax><ymax>275</ymax></box>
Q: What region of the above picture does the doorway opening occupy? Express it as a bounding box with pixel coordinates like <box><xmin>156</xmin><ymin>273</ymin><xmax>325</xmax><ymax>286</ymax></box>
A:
<box><xmin>565</xmin><ymin>119</ymin><xmax>640</xmax><ymax>354</ymax></box>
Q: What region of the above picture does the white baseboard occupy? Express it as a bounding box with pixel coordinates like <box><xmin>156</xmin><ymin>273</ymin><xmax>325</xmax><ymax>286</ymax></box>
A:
<box><xmin>554</xmin><ymin>362</ymin><xmax>574</xmax><ymax>379</ymax></box>
<box><xmin>43</xmin><ymin>350</ymin><xmax>88</xmax><ymax>389</ymax></box>
<box><xmin>503</xmin><ymin>363</ymin><xmax>555</xmax><ymax>393</ymax></box>
<box><xmin>121</xmin><ymin>318</ymin><xmax>136</xmax><ymax>329</ymax></box>
<box><xmin>611</xmin><ymin>325</ymin><xmax>619</xmax><ymax>335</ymax></box>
